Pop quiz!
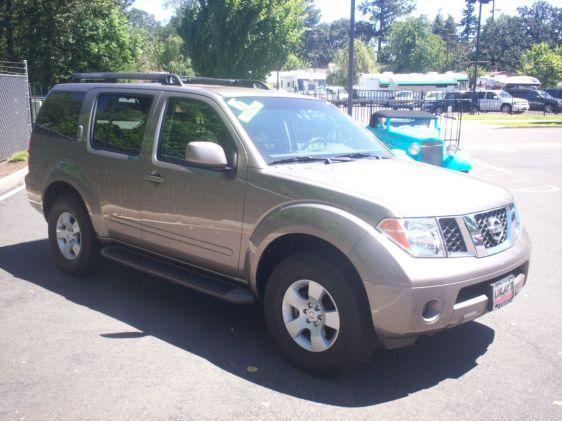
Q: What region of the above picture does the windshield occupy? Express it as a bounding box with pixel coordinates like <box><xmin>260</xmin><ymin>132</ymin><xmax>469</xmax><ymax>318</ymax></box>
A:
<box><xmin>226</xmin><ymin>96</ymin><xmax>391</xmax><ymax>164</ymax></box>
<box><xmin>499</xmin><ymin>91</ymin><xmax>512</xmax><ymax>99</ymax></box>
<box><xmin>426</xmin><ymin>92</ymin><xmax>445</xmax><ymax>100</ymax></box>
<box><xmin>538</xmin><ymin>90</ymin><xmax>555</xmax><ymax>99</ymax></box>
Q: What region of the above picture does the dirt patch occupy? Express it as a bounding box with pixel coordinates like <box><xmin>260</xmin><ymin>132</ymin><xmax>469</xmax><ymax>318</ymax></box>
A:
<box><xmin>0</xmin><ymin>159</ymin><xmax>27</xmax><ymax>179</ymax></box>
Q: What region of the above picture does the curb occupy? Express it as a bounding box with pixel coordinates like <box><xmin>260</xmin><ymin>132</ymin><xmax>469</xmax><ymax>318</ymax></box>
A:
<box><xmin>0</xmin><ymin>167</ymin><xmax>28</xmax><ymax>196</ymax></box>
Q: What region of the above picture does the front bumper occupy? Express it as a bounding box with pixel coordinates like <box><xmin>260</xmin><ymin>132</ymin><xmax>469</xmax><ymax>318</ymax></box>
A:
<box><xmin>352</xmin><ymin>228</ymin><xmax>531</xmax><ymax>349</ymax></box>
<box><xmin>513</xmin><ymin>103</ymin><xmax>529</xmax><ymax>112</ymax></box>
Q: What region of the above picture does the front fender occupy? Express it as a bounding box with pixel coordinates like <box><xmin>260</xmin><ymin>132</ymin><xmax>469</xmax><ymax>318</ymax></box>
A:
<box><xmin>443</xmin><ymin>151</ymin><xmax>472</xmax><ymax>172</ymax></box>
<box><xmin>246</xmin><ymin>202</ymin><xmax>376</xmax><ymax>296</ymax></box>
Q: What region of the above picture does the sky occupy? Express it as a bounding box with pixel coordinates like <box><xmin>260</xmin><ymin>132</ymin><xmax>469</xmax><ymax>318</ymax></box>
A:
<box><xmin>134</xmin><ymin>0</ymin><xmax>562</xmax><ymax>24</ymax></box>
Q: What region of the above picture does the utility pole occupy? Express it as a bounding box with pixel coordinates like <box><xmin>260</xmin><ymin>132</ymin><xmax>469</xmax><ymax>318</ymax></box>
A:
<box><xmin>492</xmin><ymin>0</ymin><xmax>496</xmax><ymax>23</ymax></box>
<box><xmin>347</xmin><ymin>0</ymin><xmax>355</xmax><ymax>116</ymax></box>
<box><xmin>468</xmin><ymin>0</ymin><xmax>492</xmax><ymax>91</ymax></box>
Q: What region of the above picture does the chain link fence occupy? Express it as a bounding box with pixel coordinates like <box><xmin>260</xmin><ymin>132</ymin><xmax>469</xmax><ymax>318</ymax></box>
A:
<box><xmin>0</xmin><ymin>60</ymin><xmax>32</xmax><ymax>161</ymax></box>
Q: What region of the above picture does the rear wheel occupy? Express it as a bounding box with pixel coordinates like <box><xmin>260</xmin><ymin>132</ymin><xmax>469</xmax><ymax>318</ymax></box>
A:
<box><xmin>434</xmin><ymin>106</ymin><xmax>444</xmax><ymax>115</ymax></box>
<box><xmin>264</xmin><ymin>252</ymin><xmax>376</xmax><ymax>374</ymax></box>
<box><xmin>47</xmin><ymin>195</ymin><xmax>99</xmax><ymax>276</ymax></box>
<box><xmin>545</xmin><ymin>104</ymin><xmax>554</xmax><ymax>113</ymax></box>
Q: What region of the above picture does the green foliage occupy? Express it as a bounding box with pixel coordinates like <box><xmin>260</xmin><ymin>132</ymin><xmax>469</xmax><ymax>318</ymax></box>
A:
<box><xmin>327</xmin><ymin>40</ymin><xmax>377</xmax><ymax>86</ymax></box>
<box><xmin>7</xmin><ymin>150</ymin><xmax>28</xmax><ymax>163</ymax></box>
<box><xmin>282</xmin><ymin>53</ymin><xmax>309</xmax><ymax>71</ymax></box>
<box><xmin>386</xmin><ymin>16</ymin><xmax>446</xmax><ymax>73</ymax></box>
<box><xmin>479</xmin><ymin>15</ymin><xmax>527</xmax><ymax>72</ymax></box>
<box><xmin>459</xmin><ymin>1</ymin><xmax>477</xmax><ymax>42</ymax></box>
<box><xmin>519</xmin><ymin>43</ymin><xmax>562</xmax><ymax>87</ymax></box>
<box><xmin>359</xmin><ymin>0</ymin><xmax>415</xmax><ymax>54</ymax></box>
<box><xmin>178</xmin><ymin>0</ymin><xmax>306</xmax><ymax>79</ymax></box>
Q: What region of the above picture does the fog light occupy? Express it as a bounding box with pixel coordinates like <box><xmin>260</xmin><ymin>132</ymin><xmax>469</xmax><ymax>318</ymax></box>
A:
<box><xmin>422</xmin><ymin>299</ymin><xmax>442</xmax><ymax>323</ymax></box>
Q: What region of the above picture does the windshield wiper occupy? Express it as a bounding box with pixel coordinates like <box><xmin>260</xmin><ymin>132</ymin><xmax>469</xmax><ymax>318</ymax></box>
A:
<box><xmin>269</xmin><ymin>156</ymin><xmax>332</xmax><ymax>165</ymax></box>
<box><xmin>335</xmin><ymin>152</ymin><xmax>389</xmax><ymax>160</ymax></box>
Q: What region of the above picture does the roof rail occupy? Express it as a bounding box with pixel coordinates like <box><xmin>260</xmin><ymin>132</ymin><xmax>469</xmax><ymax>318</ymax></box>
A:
<box><xmin>182</xmin><ymin>76</ymin><xmax>269</xmax><ymax>90</ymax></box>
<box><xmin>69</xmin><ymin>72</ymin><xmax>183</xmax><ymax>86</ymax></box>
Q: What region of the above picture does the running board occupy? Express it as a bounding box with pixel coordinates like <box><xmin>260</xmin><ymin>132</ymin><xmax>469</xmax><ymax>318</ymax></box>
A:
<box><xmin>101</xmin><ymin>245</ymin><xmax>256</xmax><ymax>305</ymax></box>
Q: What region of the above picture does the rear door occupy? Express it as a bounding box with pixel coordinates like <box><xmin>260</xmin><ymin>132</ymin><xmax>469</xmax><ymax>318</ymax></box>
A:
<box><xmin>85</xmin><ymin>89</ymin><xmax>158</xmax><ymax>245</ymax></box>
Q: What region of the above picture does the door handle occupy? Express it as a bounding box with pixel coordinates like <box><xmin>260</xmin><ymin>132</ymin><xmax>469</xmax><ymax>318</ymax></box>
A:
<box><xmin>144</xmin><ymin>172</ymin><xmax>164</xmax><ymax>184</ymax></box>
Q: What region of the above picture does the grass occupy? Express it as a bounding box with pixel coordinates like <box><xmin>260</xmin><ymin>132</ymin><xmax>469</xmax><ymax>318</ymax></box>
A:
<box><xmin>7</xmin><ymin>150</ymin><xmax>29</xmax><ymax>163</ymax></box>
<box><xmin>463</xmin><ymin>113</ymin><xmax>562</xmax><ymax>128</ymax></box>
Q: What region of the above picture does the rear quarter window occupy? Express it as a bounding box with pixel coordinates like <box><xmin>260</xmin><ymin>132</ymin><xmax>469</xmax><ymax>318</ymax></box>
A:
<box><xmin>35</xmin><ymin>91</ymin><xmax>85</xmax><ymax>140</ymax></box>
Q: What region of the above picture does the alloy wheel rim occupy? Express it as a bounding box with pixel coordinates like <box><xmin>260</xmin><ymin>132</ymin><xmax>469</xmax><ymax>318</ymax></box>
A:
<box><xmin>281</xmin><ymin>279</ymin><xmax>340</xmax><ymax>352</ymax></box>
<box><xmin>56</xmin><ymin>211</ymin><xmax>81</xmax><ymax>261</ymax></box>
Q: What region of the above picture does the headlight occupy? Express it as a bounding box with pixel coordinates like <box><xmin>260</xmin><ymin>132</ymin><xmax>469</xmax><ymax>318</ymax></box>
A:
<box><xmin>510</xmin><ymin>203</ymin><xmax>522</xmax><ymax>239</ymax></box>
<box><xmin>408</xmin><ymin>143</ymin><xmax>421</xmax><ymax>155</ymax></box>
<box><xmin>377</xmin><ymin>218</ymin><xmax>446</xmax><ymax>257</ymax></box>
<box><xmin>446</xmin><ymin>144</ymin><xmax>458</xmax><ymax>156</ymax></box>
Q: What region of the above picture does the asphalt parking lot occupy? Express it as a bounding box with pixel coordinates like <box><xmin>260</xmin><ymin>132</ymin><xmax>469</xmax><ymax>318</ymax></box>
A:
<box><xmin>1</xmin><ymin>124</ymin><xmax>561</xmax><ymax>420</ymax></box>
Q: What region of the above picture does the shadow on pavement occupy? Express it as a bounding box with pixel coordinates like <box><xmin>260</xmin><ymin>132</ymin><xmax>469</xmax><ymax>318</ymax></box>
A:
<box><xmin>0</xmin><ymin>239</ymin><xmax>495</xmax><ymax>407</ymax></box>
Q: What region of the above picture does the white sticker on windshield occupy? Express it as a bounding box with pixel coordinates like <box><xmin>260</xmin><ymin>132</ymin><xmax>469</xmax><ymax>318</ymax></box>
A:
<box><xmin>238</xmin><ymin>101</ymin><xmax>264</xmax><ymax>123</ymax></box>
<box><xmin>227</xmin><ymin>98</ymin><xmax>248</xmax><ymax>111</ymax></box>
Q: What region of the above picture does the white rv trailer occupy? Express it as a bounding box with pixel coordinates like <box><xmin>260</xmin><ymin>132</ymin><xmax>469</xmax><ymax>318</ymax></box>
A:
<box><xmin>267</xmin><ymin>70</ymin><xmax>327</xmax><ymax>94</ymax></box>
<box><xmin>358</xmin><ymin>72</ymin><xmax>469</xmax><ymax>92</ymax></box>
<box><xmin>477</xmin><ymin>75</ymin><xmax>541</xmax><ymax>90</ymax></box>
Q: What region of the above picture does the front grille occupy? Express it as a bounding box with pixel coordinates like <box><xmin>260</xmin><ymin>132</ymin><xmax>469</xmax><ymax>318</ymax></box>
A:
<box><xmin>421</xmin><ymin>141</ymin><xmax>442</xmax><ymax>166</ymax></box>
<box><xmin>439</xmin><ymin>218</ymin><xmax>467</xmax><ymax>253</ymax></box>
<box><xmin>474</xmin><ymin>207</ymin><xmax>508</xmax><ymax>248</ymax></box>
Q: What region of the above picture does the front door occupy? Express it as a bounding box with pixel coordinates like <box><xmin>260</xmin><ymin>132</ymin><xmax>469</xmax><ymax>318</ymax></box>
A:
<box><xmin>140</xmin><ymin>94</ymin><xmax>247</xmax><ymax>277</ymax></box>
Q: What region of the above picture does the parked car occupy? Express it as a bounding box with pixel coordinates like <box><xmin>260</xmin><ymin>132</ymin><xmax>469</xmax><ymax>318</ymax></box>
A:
<box><xmin>421</xmin><ymin>91</ymin><xmax>471</xmax><ymax>114</ymax></box>
<box><xmin>461</xmin><ymin>90</ymin><xmax>530</xmax><ymax>113</ymax></box>
<box><xmin>26</xmin><ymin>72</ymin><xmax>531</xmax><ymax>374</ymax></box>
<box><xmin>386</xmin><ymin>90</ymin><xmax>415</xmax><ymax>109</ymax></box>
<box><xmin>367</xmin><ymin>110</ymin><xmax>472</xmax><ymax>172</ymax></box>
<box><xmin>505</xmin><ymin>87</ymin><xmax>562</xmax><ymax>113</ymax></box>
<box><xmin>545</xmin><ymin>87</ymin><xmax>562</xmax><ymax>100</ymax></box>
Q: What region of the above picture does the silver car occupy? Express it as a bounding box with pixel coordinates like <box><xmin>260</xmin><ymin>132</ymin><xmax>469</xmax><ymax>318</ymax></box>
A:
<box><xmin>26</xmin><ymin>73</ymin><xmax>531</xmax><ymax>374</ymax></box>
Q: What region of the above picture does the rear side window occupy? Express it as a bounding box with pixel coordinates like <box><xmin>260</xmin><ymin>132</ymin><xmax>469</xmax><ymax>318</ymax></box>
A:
<box><xmin>92</xmin><ymin>94</ymin><xmax>153</xmax><ymax>156</ymax></box>
<box><xmin>35</xmin><ymin>91</ymin><xmax>85</xmax><ymax>140</ymax></box>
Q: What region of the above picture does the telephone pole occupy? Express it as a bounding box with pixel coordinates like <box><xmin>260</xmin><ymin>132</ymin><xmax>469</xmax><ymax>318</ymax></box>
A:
<box><xmin>468</xmin><ymin>0</ymin><xmax>492</xmax><ymax>91</ymax></box>
<box><xmin>347</xmin><ymin>0</ymin><xmax>356</xmax><ymax>116</ymax></box>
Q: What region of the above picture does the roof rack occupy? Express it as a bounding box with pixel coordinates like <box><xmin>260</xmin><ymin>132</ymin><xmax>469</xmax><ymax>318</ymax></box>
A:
<box><xmin>182</xmin><ymin>76</ymin><xmax>269</xmax><ymax>90</ymax></box>
<box><xmin>69</xmin><ymin>72</ymin><xmax>183</xmax><ymax>86</ymax></box>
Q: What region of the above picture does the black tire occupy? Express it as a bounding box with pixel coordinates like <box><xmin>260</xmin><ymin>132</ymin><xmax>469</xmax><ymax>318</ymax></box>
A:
<box><xmin>501</xmin><ymin>104</ymin><xmax>512</xmax><ymax>114</ymax></box>
<box><xmin>545</xmin><ymin>104</ymin><xmax>554</xmax><ymax>113</ymax></box>
<box><xmin>264</xmin><ymin>252</ymin><xmax>376</xmax><ymax>374</ymax></box>
<box><xmin>434</xmin><ymin>106</ymin><xmax>444</xmax><ymax>115</ymax></box>
<box><xmin>470</xmin><ymin>105</ymin><xmax>479</xmax><ymax>114</ymax></box>
<box><xmin>47</xmin><ymin>194</ymin><xmax>99</xmax><ymax>276</ymax></box>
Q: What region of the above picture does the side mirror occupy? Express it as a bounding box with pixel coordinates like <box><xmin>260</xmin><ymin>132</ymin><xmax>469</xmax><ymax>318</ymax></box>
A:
<box><xmin>185</xmin><ymin>141</ymin><xmax>228</xmax><ymax>170</ymax></box>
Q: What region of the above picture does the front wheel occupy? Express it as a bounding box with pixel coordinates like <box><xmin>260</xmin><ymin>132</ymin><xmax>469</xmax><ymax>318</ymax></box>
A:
<box><xmin>545</xmin><ymin>104</ymin><xmax>554</xmax><ymax>113</ymax></box>
<box><xmin>48</xmin><ymin>195</ymin><xmax>99</xmax><ymax>276</ymax></box>
<box><xmin>264</xmin><ymin>252</ymin><xmax>376</xmax><ymax>374</ymax></box>
<box><xmin>501</xmin><ymin>104</ymin><xmax>512</xmax><ymax>114</ymax></box>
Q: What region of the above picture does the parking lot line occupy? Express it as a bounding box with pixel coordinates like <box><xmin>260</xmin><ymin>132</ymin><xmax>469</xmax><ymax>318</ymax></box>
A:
<box><xmin>0</xmin><ymin>185</ymin><xmax>25</xmax><ymax>203</ymax></box>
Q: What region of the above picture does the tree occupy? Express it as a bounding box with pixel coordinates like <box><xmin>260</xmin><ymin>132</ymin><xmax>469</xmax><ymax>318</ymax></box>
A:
<box><xmin>459</xmin><ymin>1</ymin><xmax>477</xmax><ymax>42</ymax></box>
<box><xmin>327</xmin><ymin>39</ymin><xmax>377</xmax><ymax>86</ymax></box>
<box><xmin>282</xmin><ymin>53</ymin><xmax>309</xmax><ymax>71</ymax></box>
<box><xmin>517</xmin><ymin>1</ymin><xmax>562</xmax><ymax>48</ymax></box>
<box><xmin>178</xmin><ymin>0</ymin><xmax>306</xmax><ymax>79</ymax></box>
<box><xmin>432</xmin><ymin>11</ymin><xmax>446</xmax><ymax>37</ymax></box>
<box><xmin>519</xmin><ymin>43</ymin><xmax>562</xmax><ymax>87</ymax></box>
<box><xmin>359</xmin><ymin>0</ymin><xmax>416</xmax><ymax>55</ymax></box>
<box><xmin>385</xmin><ymin>16</ymin><xmax>446</xmax><ymax>73</ymax></box>
<box><xmin>479</xmin><ymin>15</ymin><xmax>528</xmax><ymax>72</ymax></box>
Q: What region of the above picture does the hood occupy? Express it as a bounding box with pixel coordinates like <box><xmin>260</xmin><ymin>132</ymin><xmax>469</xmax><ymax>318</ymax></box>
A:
<box><xmin>270</xmin><ymin>159</ymin><xmax>512</xmax><ymax>217</ymax></box>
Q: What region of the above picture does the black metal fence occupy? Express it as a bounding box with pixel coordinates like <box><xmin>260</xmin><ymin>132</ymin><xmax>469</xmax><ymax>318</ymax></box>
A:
<box><xmin>0</xmin><ymin>60</ymin><xmax>32</xmax><ymax>161</ymax></box>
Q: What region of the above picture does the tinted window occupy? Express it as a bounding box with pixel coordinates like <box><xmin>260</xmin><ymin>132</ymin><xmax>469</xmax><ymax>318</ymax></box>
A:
<box><xmin>92</xmin><ymin>94</ymin><xmax>153</xmax><ymax>155</ymax></box>
<box><xmin>477</xmin><ymin>92</ymin><xmax>486</xmax><ymax>99</ymax></box>
<box><xmin>35</xmin><ymin>91</ymin><xmax>85</xmax><ymax>140</ymax></box>
<box><xmin>158</xmin><ymin>97</ymin><xmax>235</xmax><ymax>165</ymax></box>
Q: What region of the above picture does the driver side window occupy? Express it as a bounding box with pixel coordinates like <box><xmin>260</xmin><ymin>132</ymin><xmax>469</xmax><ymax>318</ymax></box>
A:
<box><xmin>157</xmin><ymin>97</ymin><xmax>236</xmax><ymax>166</ymax></box>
